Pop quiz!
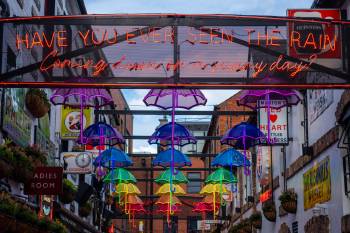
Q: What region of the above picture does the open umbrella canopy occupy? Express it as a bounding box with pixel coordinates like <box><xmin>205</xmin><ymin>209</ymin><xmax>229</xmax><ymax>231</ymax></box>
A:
<box><xmin>205</xmin><ymin>168</ymin><xmax>237</xmax><ymax>184</ymax></box>
<box><xmin>193</xmin><ymin>202</ymin><xmax>220</xmax><ymax>213</ymax></box>
<box><xmin>115</xmin><ymin>183</ymin><xmax>141</xmax><ymax>195</ymax></box>
<box><xmin>220</xmin><ymin>122</ymin><xmax>265</xmax><ymax>149</ymax></box>
<box><xmin>237</xmin><ymin>89</ymin><xmax>301</xmax><ymax>110</ymax></box>
<box><xmin>156</xmin><ymin>183</ymin><xmax>186</xmax><ymax>195</ymax></box>
<box><xmin>211</xmin><ymin>148</ymin><xmax>250</xmax><ymax>167</ymax></box>
<box><xmin>94</xmin><ymin>148</ymin><xmax>133</xmax><ymax>168</ymax></box>
<box><xmin>120</xmin><ymin>194</ymin><xmax>143</xmax><ymax>205</ymax></box>
<box><xmin>50</xmin><ymin>88</ymin><xmax>113</xmax><ymax>108</ymax></box>
<box><xmin>152</xmin><ymin>149</ymin><xmax>192</xmax><ymax>168</ymax></box>
<box><xmin>155</xmin><ymin>168</ymin><xmax>189</xmax><ymax>184</ymax></box>
<box><xmin>149</xmin><ymin>122</ymin><xmax>197</xmax><ymax>146</ymax></box>
<box><xmin>143</xmin><ymin>89</ymin><xmax>207</xmax><ymax>110</ymax></box>
<box><xmin>200</xmin><ymin>184</ymin><xmax>229</xmax><ymax>195</ymax></box>
<box><xmin>156</xmin><ymin>203</ymin><xmax>182</xmax><ymax>213</ymax></box>
<box><xmin>156</xmin><ymin>194</ymin><xmax>182</xmax><ymax>205</ymax></box>
<box><xmin>126</xmin><ymin>203</ymin><xmax>146</xmax><ymax>212</ymax></box>
<box><xmin>103</xmin><ymin>168</ymin><xmax>136</xmax><ymax>184</ymax></box>
<box><xmin>80</xmin><ymin>122</ymin><xmax>125</xmax><ymax>146</ymax></box>
<box><xmin>202</xmin><ymin>194</ymin><xmax>221</xmax><ymax>204</ymax></box>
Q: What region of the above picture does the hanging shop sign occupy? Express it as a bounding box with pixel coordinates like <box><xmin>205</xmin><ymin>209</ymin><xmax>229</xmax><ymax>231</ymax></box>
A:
<box><xmin>303</xmin><ymin>156</ymin><xmax>331</xmax><ymax>210</ymax></box>
<box><xmin>260</xmin><ymin>189</ymin><xmax>272</xmax><ymax>203</ymax></box>
<box><xmin>258</xmin><ymin>100</ymin><xmax>288</xmax><ymax>144</ymax></box>
<box><xmin>25</xmin><ymin>167</ymin><xmax>63</xmax><ymax>195</ymax></box>
<box><xmin>287</xmin><ymin>9</ymin><xmax>341</xmax><ymax>59</ymax></box>
<box><xmin>2</xmin><ymin>89</ymin><xmax>32</xmax><ymax>147</ymax></box>
<box><xmin>308</xmin><ymin>88</ymin><xmax>333</xmax><ymax>123</ymax></box>
<box><xmin>61</xmin><ymin>106</ymin><xmax>92</xmax><ymax>139</ymax></box>
<box><xmin>62</xmin><ymin>151</ymin><xmax>93</xmax><ymax>174</ymax></box>
<box><xmin>38</xmin><ymin>195</ymin><xmax>53</xmax><ymax>220</ymax></box>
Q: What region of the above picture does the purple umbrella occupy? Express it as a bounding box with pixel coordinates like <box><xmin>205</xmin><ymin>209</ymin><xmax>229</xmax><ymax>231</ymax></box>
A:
<box><xmin>237</xmin><ymin>89</ymin><xmax>300</xmax><ymax>143</ymax></box>
<box><xmin>51</xmin><ymin>88</ymin><xmax>113</xmax><ymax>143</ymax></box>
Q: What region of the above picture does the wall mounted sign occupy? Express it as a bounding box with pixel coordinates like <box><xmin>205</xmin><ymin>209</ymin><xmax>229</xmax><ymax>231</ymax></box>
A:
<box><xmin>25</xmin><ymin>167</ymin><xmax>63</xmax><ymax>195</ymax></box>
<box><xmin>288</xmin><ymin>9</ymin><xmax>341</xmax><ymax>59</ymax></box>
<box><xmin>260</xmin><ymin>189</ymin><xmax>272</xmax><ymax>203</ymax></box>
<box><xmin>3</xmin><ymin>89</ymin><xmax>32</xmax><ymax>147</ymax></box>
<box><xmin>308</xmin><ymin>88</ymin><xmax>333</xmax><ymax>124</ymax></box>
<box><xmin>60</xmin><ymin>106</ymin><xmax>92</xmax><ymax>139</ymax></box>
<box><xmin>62</xmin><ymin>151</ymin><xmax>93</xmax><ymax>174</ymax></box>
<box><xmin>38</xmin><ymin>195</ymin><xmax>53</xmax><ymax>220</ymax></box>
<box><xmin>258</xmin><ymin>100</ymin><xmax>288</xmax><ymax>144</ymax></box>
<box><xmin>303</xmin><ymin>156</ymin><xmax>331</xmax><ymax>210</ymax></box>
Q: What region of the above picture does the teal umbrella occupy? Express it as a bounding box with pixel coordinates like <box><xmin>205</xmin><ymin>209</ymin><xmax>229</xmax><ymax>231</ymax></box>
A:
<box><xmin>205</xmin><ymin>168</ymin><xmax>237</xmax><ymax>184</ymax></box>
<box><xmin>103</xmin><ymin>168</ymin><xmax>137</xmax><ymax>184</ymax></box>
<box><xmin>155</xmin><ymin>168</ymin><xmax>188</xmax><ymax>184</ymax></box>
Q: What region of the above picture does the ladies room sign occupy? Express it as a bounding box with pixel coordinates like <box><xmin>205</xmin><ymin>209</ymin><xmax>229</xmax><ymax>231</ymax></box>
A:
<box><xmin>258</xmin><ymin>100</ymin><xmax>288</xmax><ymax>144</ymax></box>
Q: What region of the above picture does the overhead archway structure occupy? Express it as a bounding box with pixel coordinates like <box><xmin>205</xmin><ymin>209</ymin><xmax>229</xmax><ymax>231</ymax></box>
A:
<box><xmin>0</xmin><ymin>13</ymin><xmax>349</xmax><ymax>89</ymax></box>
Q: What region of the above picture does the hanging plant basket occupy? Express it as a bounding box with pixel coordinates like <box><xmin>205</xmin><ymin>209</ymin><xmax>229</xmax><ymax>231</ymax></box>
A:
<box><xmin>262</xmin><ymin>201</ymin><xmax>276</xmax><ymax>222</ymax></box>
<box><xmin>249</xmin><ymin>212</ymin><xmax>262</xmax><ymax>229</ymax></box>
<box><xmin>279</xmin><ymin>191</ymin><xmax>297</xmax><ymax>214</ymax></box>
<box><xmin>25</xmin><ymin>89</ymin><xmax>50</xmax><ymax>118</ymax></box>
<box><xmin>59</xmin><ymin>179</ymin><xmax>77</xmax><ymax>204</ymax></box>
<box><xmin>79</xmin><ymin>202</ymin><xmax>92</xmax><ymax>218</ymax></box>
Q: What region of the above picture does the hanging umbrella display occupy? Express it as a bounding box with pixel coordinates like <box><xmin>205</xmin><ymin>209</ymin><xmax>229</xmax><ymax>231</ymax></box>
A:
<box><xmin>156</xmin><ymin>183</ymin><xmax>186</xmax><ymax>195</ymax></box>
<box><xmin>221</xmin><ymin>122</ymin><xmax>265</xmax><ymax>175</ymax></box>
<box><xmin>200</xmin><ymin>184</ymin><xmax>229</xmax><ymax>218</ymax></box>
<box><xmin>237</xmin><ymin>89</ymin><xmax>300</xmax><ymax>143</ymax></box>
<box><xmin>50</xmin><ymin>87</ymin><xmax>113</xmax><ymax>143</ymax></box>
<box><xmin>155</xmin><ymin>168</ymin><xmax>189</xmax><ymax>184</ymax></box>
<box><xmin>205</xmin><ymin>168</ymin><xmax>237</xmax><ymax>207</ymax></box>
<box><xmin>205</xmin><ymin>168</ymin><xmax>237</xmax><ymax>184</ymax></box>
<box><xmin>80</xmin><ymin>122</ymin><xmax>125</xmax><ymax>146</ymax></box>
<box><xmin>114</xmin><ymin>183</ymin><xmax>141</xmax><ymax>207</ymax></box>
<box><xmin>103</xmin><ymin>168</ymin><xmax>136</xmax><ymax>184</ymax></box>
<box><xmin>94</xmin><ymin>148</ymin><xmax>132</xmax><ymax>169</ymax></box>
<box><xmin>155</xmin><ymin>194</ymin><xmax>182</xmax><ymax>214</ymax></box>
<box><xmin>211</xmin><ymin>148</ymin><xmax>250</xmax><ymax>167</ymax></box>
<box><xmin>148</xmin><ymin>122</ymin><xmax>197</xmax><ymax>146</ymax></box>
<box><xmin>152</xmin><ymin>149</ymin><xmax>192</xmax><ymax>168</ymax></box>
<box><xmin>119</xmin><ymin>195</ymin><xmax>145</xmax><ymax>227</ymax></box>
<box><xmin>144</xmin><ymin>88</ymin><xmax>206</xmax><ymax>224</ymax></box>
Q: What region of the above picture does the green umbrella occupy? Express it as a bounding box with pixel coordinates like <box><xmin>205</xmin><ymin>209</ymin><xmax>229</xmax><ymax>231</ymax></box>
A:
<box><xmin>155</xmin><ymin>168</ymin><xmax>189</xmax><ymax>184</ymax></box>
<box><xmin>205</xmin><ymin>168</ymin><xmax>237</xmax><ymax>184</ymax></box>
<box><xmin>103</xmin><ymin>168</ymin><xmax>137</xmax><ymax>184</ymax></box>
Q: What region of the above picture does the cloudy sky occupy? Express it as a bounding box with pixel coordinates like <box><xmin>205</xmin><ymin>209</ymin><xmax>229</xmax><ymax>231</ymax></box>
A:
<box><xmin>84</xmin><ymin>0</ymin><xmax>314</xmax><ymax>153</ymax></box>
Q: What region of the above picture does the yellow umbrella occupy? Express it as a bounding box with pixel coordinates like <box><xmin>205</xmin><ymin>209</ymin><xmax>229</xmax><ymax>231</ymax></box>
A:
<box><xmin>200</xmin><ymin>184</ymin><xmax>229</xmax><ymax>219</ymax></box>
<box><xmin>156</xmin><ymin>183</ymin><xmax>186</xmax><ymax>195</ymax></box>
<box><xmin>200</xmin><ymin>184</ymin><xmax>228</xmax><ymax>195</ymax></box>
<box><xmin>115</xmin><ymin>183</ymin><xmax>141</xmax><ymax>195</ymax></box>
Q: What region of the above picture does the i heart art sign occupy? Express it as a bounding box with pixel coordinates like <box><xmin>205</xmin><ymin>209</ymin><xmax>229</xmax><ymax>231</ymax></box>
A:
<box><xmin>258</xmin><ymin>100</ymin><xmax>288</xmax><ymax>144</ymax></box>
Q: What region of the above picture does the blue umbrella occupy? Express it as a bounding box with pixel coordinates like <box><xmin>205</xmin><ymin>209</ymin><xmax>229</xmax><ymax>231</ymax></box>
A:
<box><xmin>211</xmin><ymin>148</ymin><xmax>250</xmax><ymax>167</ymax></box>
<box><xmin>149</xmin><ymin>122</ymin><xmax>197</xmax><ymax>146</ymax></box>
<box><xmin>221</xmin><ymin>122</ymin><xmax>265</xmax><ymax>175</ymax></box>
<box><xmin>79</xmin><ymin>122</ymin><xmax>125</xmax><ymax>146</ymax></box>
<box><xmin>153</xmin><ymin>149</ymin><xmax>192</xmax><ymax>168</ymax></box>
<box><xmin>94</xmin><ymin>148</ymin><xmax>133</xmax><ymax>169</ymax></box>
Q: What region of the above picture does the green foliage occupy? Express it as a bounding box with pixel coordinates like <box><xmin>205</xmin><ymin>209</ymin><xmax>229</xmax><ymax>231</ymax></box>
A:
<box><xmin>25</xmin><ymin>145</ymin><xmax>48</xmax><ymax>165</ymax></box>
<box><xmin>278</xmin><ymin>190</ymin><xmax>297</xmax><ymax>203</ymax></box>
<box><xmin>262</xmin><ymin>200</ymin><xmax>276</xmax><ymax>212</ymax></box>
<box><xmin>249</xmin><ymin>211</ymin><xmax>262</xmax><ymax>222</ymax></box>
<box><xmin>63</xmin><ymin>178</ymin><xmax>77</xmax><ymax>192</ymax></box>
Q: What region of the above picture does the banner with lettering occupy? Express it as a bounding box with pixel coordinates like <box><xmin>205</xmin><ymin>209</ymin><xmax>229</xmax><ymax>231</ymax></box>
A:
<box><xmin>303</xmin><ymin>157</ymin><xmax>331</xmax><ymax>210</ymax></box>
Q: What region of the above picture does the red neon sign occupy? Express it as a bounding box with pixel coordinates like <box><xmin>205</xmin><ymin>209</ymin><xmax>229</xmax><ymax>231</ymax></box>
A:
<box><xmin>260</xmin><ymin>189</ymin><xmax>272</xmax><ymax>203</ymax></box>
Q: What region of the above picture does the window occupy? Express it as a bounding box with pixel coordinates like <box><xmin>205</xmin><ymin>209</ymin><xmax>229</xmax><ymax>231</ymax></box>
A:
<box><xmin>163</xmin><ymin>216</ymin><xmax>178</xmax><ymax>233</ymax></box>
<box><xmin>187</xmin><ymin>172</ymin><xmax>201</xmax><ymax>193</ymax></box>
<box><xmin>34</xmin><ymin>0</ymin><xmax>41</xmax><ymax>11</ymax></box>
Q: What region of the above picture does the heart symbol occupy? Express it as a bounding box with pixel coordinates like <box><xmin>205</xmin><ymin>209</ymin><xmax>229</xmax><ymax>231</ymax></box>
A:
<box><xmin>270</xmin><ymin>114</ymin><xmax>278</xmax><ymax>123</ymax></box>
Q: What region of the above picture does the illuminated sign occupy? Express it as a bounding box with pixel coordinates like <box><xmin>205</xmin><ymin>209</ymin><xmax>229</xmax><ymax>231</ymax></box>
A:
<box><xmin>260</xmin><ymin>189</ymin><xmax>272</xmax><ymax>203</ymax></box>
<box><xmin>288</xmin><ymin>9</ymin><xmax>341</xmax><ymax>59</ymax></box>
